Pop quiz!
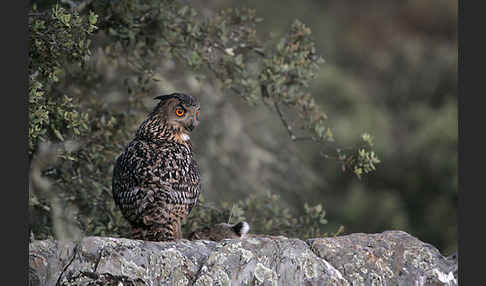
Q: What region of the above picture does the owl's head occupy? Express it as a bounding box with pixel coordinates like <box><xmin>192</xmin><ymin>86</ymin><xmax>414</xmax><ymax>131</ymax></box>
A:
<box><xmin>151</xmin><ymin>93</ymin><xmax>200</xmax><ymax>142</ymax></box>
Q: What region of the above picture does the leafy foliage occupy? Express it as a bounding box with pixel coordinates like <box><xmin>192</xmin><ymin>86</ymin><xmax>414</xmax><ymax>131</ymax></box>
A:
<box><xmin>183</xmin><ymin>191</ymin><xmax>330</xmax><ymax>239</ymax></box>
<box><xmin>28</xmin><ymin>4</ymin><xmax>97</xmax><ymax>156</ymax></box>
<box><xmin>28</xmin><ymin>0</ymin><xmax>379</xmax><ymax>241</ymax></box>
<box><xmin>88</xmin><ymin>0</ymin><xmax>378</xmax><ymax>173</ymax></box>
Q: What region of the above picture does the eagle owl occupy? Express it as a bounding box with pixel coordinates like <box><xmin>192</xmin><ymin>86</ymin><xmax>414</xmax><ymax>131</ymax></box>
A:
<box><xmin>112</xmin><ymin>93</ymin><xmax>201</xmax><ymax>241</ymax></box>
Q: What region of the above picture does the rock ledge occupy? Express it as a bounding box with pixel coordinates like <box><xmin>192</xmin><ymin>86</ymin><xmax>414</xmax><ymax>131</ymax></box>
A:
<box><xmin>29</xmin><ymin>230</ymin><xmax>457</xmax><ymax>286</ymax></box>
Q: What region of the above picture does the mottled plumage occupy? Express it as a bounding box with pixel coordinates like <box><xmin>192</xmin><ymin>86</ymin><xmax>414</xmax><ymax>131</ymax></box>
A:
<box><xmin>112</xmin><ymin>93</ymin><xmax>201</xmax><ymax>241</ymax></box>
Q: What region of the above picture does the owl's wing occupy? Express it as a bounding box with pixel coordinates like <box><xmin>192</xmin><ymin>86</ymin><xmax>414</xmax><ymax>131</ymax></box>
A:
<box><xmin>185</xmin><ymin>185</ymin><xmax>200</xmax><ymax>216</ymax></box>
<box><xmin>184</xmin><ymin>158</ymin><xmax>201</xmax><ymax>216</ymax></box>
<box><xmin>112</xmin><ymin>150</ymin><xmax>146</xmax><ymax>224</ymax></box>
<box><xmin>112</xmin><ymin>140</ymin><xmax>170</xmax><ymax>223</ymax></box>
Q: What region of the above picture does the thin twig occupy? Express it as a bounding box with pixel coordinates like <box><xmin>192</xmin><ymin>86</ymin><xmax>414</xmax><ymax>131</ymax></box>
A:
<box><xmin>92</xmin><ymin>248</ymin><xmax>104</xmax><ymax>273</ymax></box>
<box><xmin>272</xmin><ymin>101</ymin><xmax>298</xmax><ymax>141</ymax></box>
<box><xmin>55</xmin><ymin>243</ymin><xmax>79</xmax><ymax>286</ymax></box>
<box><xmin>271</xmin><ymin>97</ymin><xmax>348</xmax><ymax>161</ymax></box>
<box><xmin>227</xmin><ymin>204</ymin><xmax>235</xmax><ymax>224</ymax></box>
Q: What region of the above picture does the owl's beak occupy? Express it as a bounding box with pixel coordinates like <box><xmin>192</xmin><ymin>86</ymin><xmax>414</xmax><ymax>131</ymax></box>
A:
<box><xmin>185</xmin><ymin>125</ymin><xmax>194</xmax><ymax>132</ymax></box>
<box><xmin>184</xmin><ymin>121</ymin><xmax>196</xmax><ymax>132</ymax></box>
<box><xmin>183</xmin><ymin>113</ymin><xmax>199</xmax><ymax>133</ymax></box>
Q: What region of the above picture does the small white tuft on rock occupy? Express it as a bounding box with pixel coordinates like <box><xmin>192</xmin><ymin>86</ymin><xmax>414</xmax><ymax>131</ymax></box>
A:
<box><xmin>233</xmin><ymin>221</ymin><xmax>250</xmax><ymax>237</ymax></box>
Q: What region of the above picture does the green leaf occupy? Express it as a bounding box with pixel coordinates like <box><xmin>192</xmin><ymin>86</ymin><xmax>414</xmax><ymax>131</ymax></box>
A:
<box><xmin>88</xmin><ymin>11</ymin><xmax>98</xmax><ymax>25</ymax></box>
<box><xmin>53</xmin><ymin>129</ymin><xmax>64</xmax><ymax>141</ymax></box>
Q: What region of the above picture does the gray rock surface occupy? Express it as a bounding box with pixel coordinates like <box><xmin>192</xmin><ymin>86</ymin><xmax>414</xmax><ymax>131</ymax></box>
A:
<box><xmin>29</xmin><ymin>230</ymin><xmax>457</xmax><ymax>286</ymax></box>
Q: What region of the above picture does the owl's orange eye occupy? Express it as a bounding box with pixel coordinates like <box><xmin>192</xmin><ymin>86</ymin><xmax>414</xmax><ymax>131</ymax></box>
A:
<box><xmin>175</xmin><ymin>107</ymin><xmax>185</xmax><ymax>117</ymax></box>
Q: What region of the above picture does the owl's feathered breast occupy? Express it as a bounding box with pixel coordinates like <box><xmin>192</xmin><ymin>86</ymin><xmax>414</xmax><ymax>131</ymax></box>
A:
<box><xmin>112</xmin><ymin>138</ymin><xmax>201</xmax><ymax>225</ymax></box>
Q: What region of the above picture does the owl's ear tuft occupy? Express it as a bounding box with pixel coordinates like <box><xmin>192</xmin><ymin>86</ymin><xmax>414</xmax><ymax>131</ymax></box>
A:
<box><xmin>154</xmin><ymin>93</ymin><xmax>178</xmax><ymax>102</ymax></box>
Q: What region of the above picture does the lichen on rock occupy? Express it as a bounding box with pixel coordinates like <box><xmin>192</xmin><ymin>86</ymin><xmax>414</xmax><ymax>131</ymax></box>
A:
<box><xmin>29</xmin><ymin>230</ymin><xmax>457</xmax><ymax>286</ymax></box>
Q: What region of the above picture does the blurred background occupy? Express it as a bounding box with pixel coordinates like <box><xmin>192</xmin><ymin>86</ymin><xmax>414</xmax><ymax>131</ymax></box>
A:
<box><xmin>29</xmin><ymin>0</ymin><xmax>457</xmax><ymax>255</ymax></box>
<box><xmin>188</xmin><ymin>0</ymin><xmax>458</xmax><ymax>254</ymax></box>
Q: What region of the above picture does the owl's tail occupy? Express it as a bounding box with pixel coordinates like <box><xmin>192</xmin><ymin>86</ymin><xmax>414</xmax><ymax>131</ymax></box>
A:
<box><xmin>131</xmin><ymin>221</ymin><xmax>182</xmax><ymax>242</ymax></box>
